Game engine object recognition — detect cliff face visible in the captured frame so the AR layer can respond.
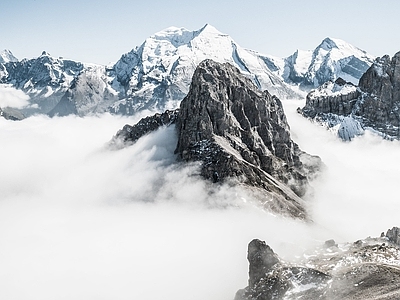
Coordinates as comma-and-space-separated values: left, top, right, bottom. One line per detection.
113, 60, 321, 219
236, 228, 400, 300
299, 52, 400, 140
356, 52, 400, 137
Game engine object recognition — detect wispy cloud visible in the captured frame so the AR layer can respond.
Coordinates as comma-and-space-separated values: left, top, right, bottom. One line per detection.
0, 84, 30, 108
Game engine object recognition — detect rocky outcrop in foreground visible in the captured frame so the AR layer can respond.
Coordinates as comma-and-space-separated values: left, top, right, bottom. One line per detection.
113, 60, 321, 219
236, 227, 400, 300
299, 52, 400, 140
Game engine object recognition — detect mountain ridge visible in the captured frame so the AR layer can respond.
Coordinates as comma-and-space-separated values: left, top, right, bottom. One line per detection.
0, 25, 375, 118
299, 51, 400, 141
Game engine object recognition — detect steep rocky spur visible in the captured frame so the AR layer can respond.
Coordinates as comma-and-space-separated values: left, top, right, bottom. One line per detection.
113, 60, 321, 219
299, 51, 400, 140
235, 227, 400, 300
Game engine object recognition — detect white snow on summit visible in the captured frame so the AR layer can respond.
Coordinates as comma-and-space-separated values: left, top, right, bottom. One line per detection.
111, 24, 299, 113
0, 50, 18, 64
310, 80, 357, 98
307, 37, 375, 86
281, 37, 375, 89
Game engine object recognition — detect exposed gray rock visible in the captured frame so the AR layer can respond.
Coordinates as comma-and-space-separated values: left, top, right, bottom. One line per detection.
0, 53, 85, 115
111, 109, 179, 147
356, 52, 400, 138
235, 239, 330, 300
300, 78, 360, 119
386, 227, 400, 246
174, 60, 322, 218
0, 107, 25, 120
236, 229, 400, 300
112, 60, 322, 219
299, 52, 400, 141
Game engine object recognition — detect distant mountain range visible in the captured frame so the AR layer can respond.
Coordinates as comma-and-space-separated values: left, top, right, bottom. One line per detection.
299, 51, 400, 140
0, 24, 375, 118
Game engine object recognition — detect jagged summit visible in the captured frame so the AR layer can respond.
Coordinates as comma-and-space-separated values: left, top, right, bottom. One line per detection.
0, 49, 18, 63
319, 37, 340, 51
195, 23, 224, 35
113, 60, 321, 219
236, 228, 400, 300
282, 37, 374, 88
109, 24, 300, 114
299, 51, 400, 141
0, 25, 375, 118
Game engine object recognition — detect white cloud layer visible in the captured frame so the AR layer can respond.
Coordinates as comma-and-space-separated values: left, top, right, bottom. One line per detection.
1, 105, 399, 300
0, 84, 30, 108
283, 99, 400, 241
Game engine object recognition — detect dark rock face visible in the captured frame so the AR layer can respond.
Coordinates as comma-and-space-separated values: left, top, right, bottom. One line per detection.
235, 239, 330, 300
247, 240, 280, 288
300, 78, 360, 118
0, 107, 25, 120
386, 227, 400, 246
299, 52, 400, 140
236, 230, 400, 300
174, 60, 320, 215
356, 53, 400, 137
112, 109, 179, 146
112, 60, 321, 219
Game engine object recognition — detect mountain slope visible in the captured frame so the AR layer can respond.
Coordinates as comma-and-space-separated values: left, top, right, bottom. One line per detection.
299, 52, 400, 140
0, 27, 375, 117
0, 50, 18, 64
282, 37, 375, 89
112, 60, 321, 219
108, 24, 300, 114
236, 227, 400, 300
0, 51, 86, 114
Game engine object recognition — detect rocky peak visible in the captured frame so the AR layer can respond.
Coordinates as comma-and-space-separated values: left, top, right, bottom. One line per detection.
236, 229, 400, 300
236, 239, 330, 300
247, 239, 280, 287
175, 59, 319, 206
386, 226, 400, 246
299, 51, 400, 140
318, 37, 339, 51
0, 49, 18, 64
359, 51, 400, 101
113, 59, 321, 219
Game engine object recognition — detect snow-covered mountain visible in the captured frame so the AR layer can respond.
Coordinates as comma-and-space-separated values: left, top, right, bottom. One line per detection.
0, 25, 375, 117
0, 50, 18, 64
0, 51, 86, 114
299, 51, 400, 141
281, 37, 375, 88
108, 24, 299, 114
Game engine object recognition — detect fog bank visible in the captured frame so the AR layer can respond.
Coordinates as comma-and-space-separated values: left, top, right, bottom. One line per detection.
283, 99, 400, 242
0, 113, 322, 300
1, 102, 400, 299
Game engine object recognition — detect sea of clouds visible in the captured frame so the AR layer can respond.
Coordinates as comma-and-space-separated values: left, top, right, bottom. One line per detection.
1, 99, 400, 300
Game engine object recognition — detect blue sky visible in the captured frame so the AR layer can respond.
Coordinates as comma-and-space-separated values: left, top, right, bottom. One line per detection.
2, 0, 400, 64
